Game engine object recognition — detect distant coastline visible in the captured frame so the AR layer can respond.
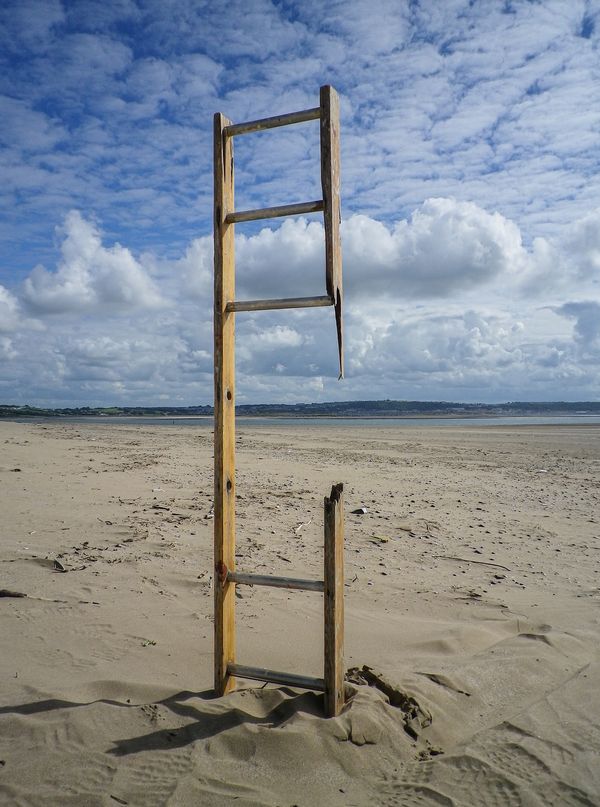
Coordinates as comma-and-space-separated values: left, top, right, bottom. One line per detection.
2, 399, 600, 420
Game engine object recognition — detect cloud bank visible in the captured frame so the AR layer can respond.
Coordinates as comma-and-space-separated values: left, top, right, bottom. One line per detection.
0, 199, 598, 405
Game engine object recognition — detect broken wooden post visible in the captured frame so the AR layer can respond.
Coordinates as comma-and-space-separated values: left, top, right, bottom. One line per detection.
324, 483, 345, 717
320, 85, 343, 379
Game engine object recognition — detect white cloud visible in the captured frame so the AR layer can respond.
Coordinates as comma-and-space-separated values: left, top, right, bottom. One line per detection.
178, 236, 213, 300
0, 285, 20, 333
237, 324, 307, 376
0, 96, 67, 152
0, 0, 64, 53
57, 32, 132, 79
22, 211, 164, 314
237, 218, 325, 298
556, 301, 600, 353
0, 337, 17, 360
566, 208, 600, 280
343, 198, 532, 298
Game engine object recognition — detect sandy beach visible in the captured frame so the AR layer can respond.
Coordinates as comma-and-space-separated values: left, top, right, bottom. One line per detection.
1, 419, 599, 805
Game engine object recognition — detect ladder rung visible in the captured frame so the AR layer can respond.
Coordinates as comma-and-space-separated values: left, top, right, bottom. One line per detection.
226, 199, 323, 224
224, 106, 320, 137
228, 663, 326, 692
227, 295, 332, 313
228, 571, 324, 592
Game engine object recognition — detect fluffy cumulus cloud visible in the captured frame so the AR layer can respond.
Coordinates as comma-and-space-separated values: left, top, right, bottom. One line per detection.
183, 199, 538, 304
342, 199, 531, 298
0, 201, 598, 405
556, 302, 600, 353
0, 285, 20, 333
343, 309, 525, 398
2, 1, 600, 404
22, 212, 164, 314
0, 286, 20, 361
566, 208, 600, 280
177, 236, 213, 300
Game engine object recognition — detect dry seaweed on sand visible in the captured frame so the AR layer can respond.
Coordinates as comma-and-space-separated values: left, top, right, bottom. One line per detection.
345, 665, 433, 740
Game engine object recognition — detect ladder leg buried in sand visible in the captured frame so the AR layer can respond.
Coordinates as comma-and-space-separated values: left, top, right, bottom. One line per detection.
213, 86, 345, 717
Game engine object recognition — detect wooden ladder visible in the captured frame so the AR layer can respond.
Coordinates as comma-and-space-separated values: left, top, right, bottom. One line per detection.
213, 85, 345, 717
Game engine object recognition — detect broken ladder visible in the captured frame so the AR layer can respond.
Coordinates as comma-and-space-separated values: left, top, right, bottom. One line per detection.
213, 85, 345, 717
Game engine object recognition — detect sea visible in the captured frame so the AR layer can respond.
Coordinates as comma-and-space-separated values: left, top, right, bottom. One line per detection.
15, 415, 600, 428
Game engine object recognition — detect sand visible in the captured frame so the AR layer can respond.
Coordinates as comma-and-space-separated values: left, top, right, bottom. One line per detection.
1, 419, 599, 806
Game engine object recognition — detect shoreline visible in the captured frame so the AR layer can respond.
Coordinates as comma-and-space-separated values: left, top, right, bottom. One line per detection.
2, 412, 600, 427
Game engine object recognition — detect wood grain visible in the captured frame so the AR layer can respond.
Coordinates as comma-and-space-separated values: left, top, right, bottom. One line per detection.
228, 571, 325, 592
229, 663, 326, 692
225, 106, 320, 137
320, 85, 344, 379
213, 111, 236, 696
226, 199, 323, 224
226, 295, 332, 313
324, 482, 344, 717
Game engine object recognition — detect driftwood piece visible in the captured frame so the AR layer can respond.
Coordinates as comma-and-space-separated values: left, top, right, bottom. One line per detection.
346, 665, 432, 740
435, 555, 511, 572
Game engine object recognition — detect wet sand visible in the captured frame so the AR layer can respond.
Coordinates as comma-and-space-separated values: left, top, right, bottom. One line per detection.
1, 420, 599, 805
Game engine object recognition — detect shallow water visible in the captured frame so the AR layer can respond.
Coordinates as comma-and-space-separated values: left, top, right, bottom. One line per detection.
13, 414, 600, 428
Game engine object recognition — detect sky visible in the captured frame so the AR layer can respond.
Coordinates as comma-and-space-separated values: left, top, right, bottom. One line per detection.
1, 0, 600, 407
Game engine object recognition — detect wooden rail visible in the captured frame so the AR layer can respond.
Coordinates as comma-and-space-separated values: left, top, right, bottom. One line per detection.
228, 570, 324, 592
229, 663, 326, 692
224, 107, 320, 137
226, 295, 332, 313
226, 200, 323, 224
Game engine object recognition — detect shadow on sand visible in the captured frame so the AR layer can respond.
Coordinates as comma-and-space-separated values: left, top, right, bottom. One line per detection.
0, 686, 325, 755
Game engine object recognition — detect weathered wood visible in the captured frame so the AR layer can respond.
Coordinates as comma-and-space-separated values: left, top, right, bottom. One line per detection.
225, 106, 320, 137
213, 111, 236, 697
213, 87, 346, 715
324, 482, 344, 717
320, 85, 344, 379
226, 199, 323, 224
228, 571, 324, 592
229, 663, 326, 692
227, 295, 332, 313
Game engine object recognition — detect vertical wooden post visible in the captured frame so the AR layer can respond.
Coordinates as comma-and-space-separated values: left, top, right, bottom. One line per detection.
214, 113, 236, 696
324, 482, 344, 717
320, 85, 343, 379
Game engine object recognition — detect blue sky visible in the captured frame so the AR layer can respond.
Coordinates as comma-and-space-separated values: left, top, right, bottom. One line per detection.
1, 0, 600, 406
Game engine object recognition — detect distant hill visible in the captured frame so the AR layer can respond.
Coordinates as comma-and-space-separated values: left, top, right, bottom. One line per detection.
2, 400, 600, 419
